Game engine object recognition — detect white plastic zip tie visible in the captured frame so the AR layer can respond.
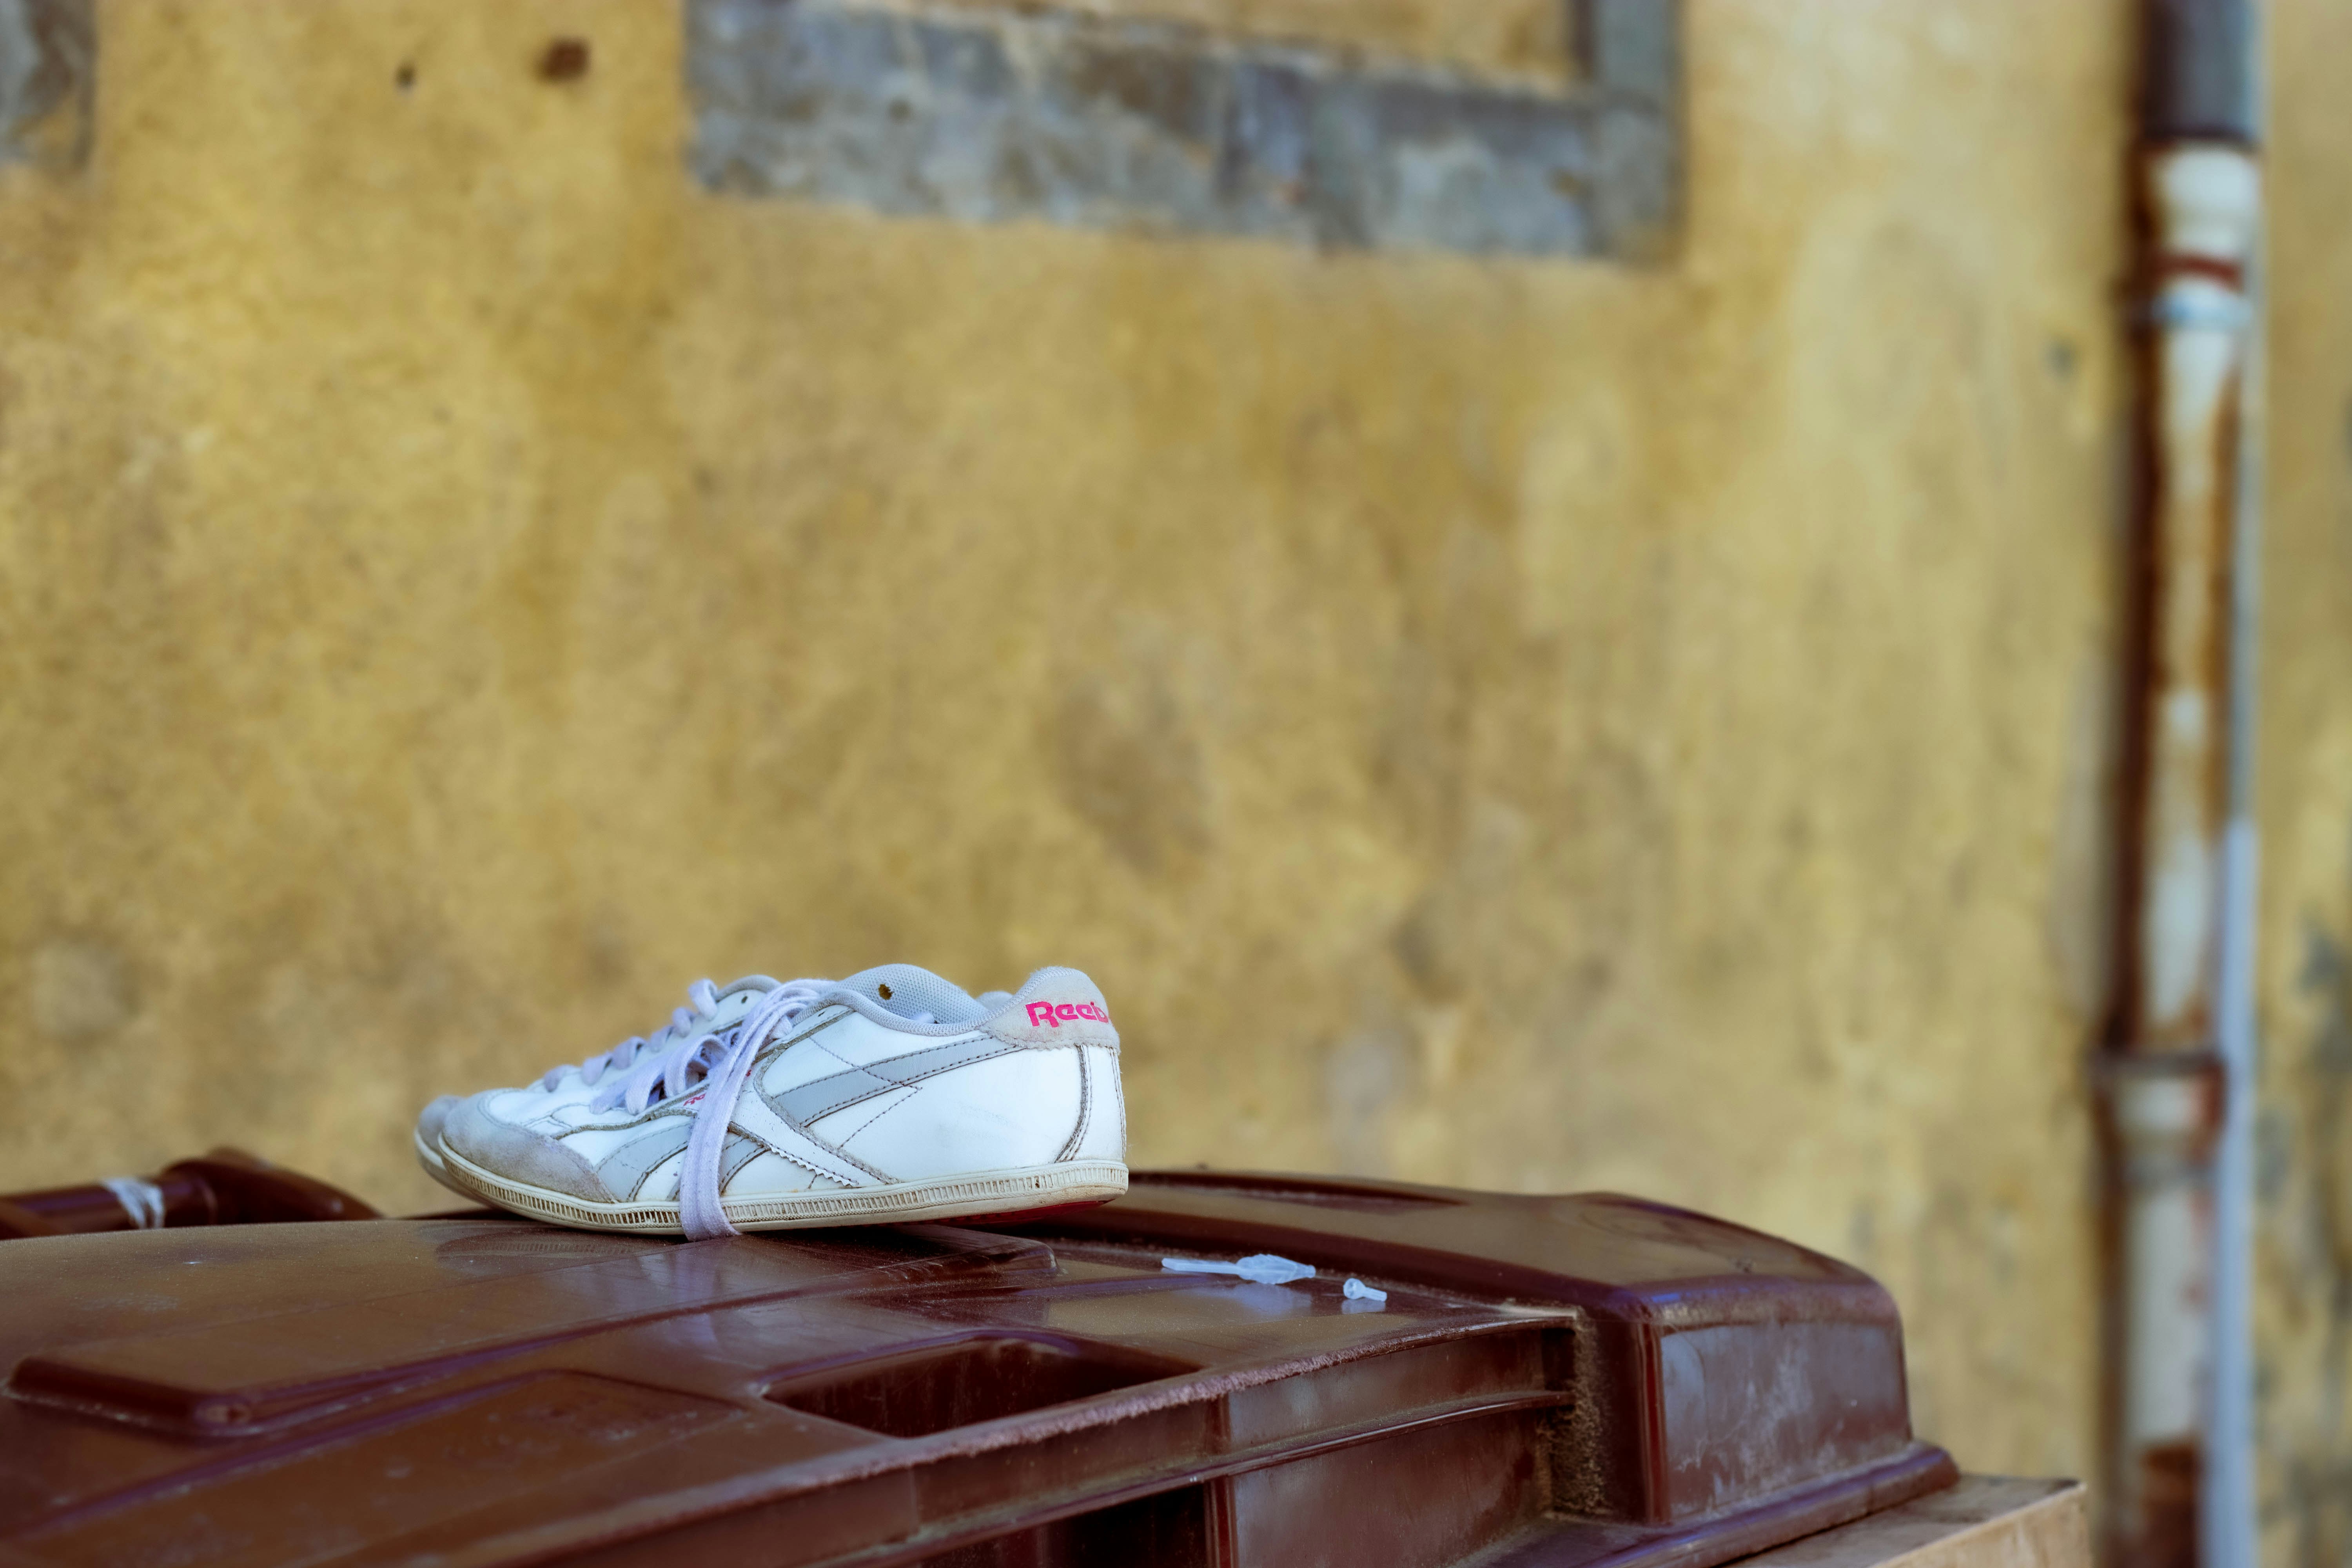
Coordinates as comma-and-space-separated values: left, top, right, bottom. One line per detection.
1161, 1252, 1316, 1285
101, 1176, 165, 1230
1343, 1278, 1387, 1302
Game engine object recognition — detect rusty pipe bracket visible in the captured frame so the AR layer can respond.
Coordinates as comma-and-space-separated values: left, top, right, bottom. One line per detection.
2099, 1051, 2226, 1172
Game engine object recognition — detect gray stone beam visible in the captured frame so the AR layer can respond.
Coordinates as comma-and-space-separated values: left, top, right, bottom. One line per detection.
688, 0, 1681, 260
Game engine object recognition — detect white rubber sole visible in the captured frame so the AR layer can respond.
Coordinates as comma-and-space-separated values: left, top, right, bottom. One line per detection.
414, 1128, 476, 1199
435, 1141, 1128, 1234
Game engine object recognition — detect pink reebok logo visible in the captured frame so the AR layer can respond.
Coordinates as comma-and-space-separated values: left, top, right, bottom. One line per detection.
1025, 1000, 1111, 1028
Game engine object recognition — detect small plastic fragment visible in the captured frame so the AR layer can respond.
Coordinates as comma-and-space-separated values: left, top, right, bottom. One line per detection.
1343, 1278, 1388, 1302
1161, 1252, 1317, 1285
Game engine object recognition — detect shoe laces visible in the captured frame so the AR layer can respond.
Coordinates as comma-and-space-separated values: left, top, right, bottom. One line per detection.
574, 976, 949, 1242
583, 977, 840, 1242
539, 977, 770, 1093
588, 978, 831, 1117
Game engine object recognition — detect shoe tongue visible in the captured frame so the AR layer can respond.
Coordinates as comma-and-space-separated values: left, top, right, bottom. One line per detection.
835, 964, 986, 1025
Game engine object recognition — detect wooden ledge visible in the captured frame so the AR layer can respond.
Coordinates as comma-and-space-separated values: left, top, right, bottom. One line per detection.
1733, 1478, 2089, 1568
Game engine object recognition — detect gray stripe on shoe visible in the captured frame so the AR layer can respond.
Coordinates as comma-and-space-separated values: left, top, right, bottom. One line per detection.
768, 1035, 1022, 1128
719, 1131, 766, 1191
594, 1118, 694, 1200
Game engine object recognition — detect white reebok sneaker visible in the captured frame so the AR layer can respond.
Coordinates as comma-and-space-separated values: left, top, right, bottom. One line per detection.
426, 964, 1127, 1236
413, 975, 797, 1198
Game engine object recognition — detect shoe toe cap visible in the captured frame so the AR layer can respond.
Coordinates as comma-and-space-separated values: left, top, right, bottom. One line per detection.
415, 1094, 463, 1146
443, 1092, 614, 1204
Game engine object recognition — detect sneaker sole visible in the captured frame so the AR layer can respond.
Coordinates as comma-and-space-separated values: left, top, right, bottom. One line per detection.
413, 1128, 477, 1200
435, 1141, 1128, 1234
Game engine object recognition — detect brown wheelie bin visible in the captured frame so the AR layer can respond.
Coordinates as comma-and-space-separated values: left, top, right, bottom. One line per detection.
0, 1161, 1954, 1566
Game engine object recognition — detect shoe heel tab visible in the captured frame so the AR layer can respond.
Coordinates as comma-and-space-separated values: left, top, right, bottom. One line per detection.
987, 967, 1118, 1045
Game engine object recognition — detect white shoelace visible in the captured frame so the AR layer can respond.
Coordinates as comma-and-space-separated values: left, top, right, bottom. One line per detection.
585, 978, 832, 1241
537, 977, 755, 1093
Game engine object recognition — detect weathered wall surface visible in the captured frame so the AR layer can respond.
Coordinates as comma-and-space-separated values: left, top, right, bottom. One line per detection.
2254, 0, 2352, 1558
924, 0, 1573, 83
0, 0, 2131, 1480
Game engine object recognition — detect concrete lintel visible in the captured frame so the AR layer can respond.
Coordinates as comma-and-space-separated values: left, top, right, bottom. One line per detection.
688, 0, 1682, 260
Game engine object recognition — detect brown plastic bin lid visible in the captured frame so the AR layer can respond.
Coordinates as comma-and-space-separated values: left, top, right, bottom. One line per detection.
0, 1169, 1953, 1567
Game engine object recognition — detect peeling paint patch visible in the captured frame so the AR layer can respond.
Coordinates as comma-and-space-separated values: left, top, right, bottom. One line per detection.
0, 0, 89, 170
685, 0, 1679, 258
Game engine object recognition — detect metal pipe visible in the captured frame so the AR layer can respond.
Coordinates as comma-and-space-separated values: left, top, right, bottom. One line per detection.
2107, 4, 2259, 1565
2203, 6, 2265, 1553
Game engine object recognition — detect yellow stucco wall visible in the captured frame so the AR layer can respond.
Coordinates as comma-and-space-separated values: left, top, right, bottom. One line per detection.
0, 0, 2137, 1484
2254, 0, 2352, 1555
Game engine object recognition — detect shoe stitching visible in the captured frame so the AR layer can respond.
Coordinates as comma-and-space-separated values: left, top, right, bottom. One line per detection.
1056, 1047, 1092, 1162
767, 1029, 1073, 1189
787, 1041, 872, 1096
823, 1142, 895, 1184
718, 1132, 768, 1191
757, 1027, 884, 1100
763, 1094, 895, 1184
730, 1112, 872, 1187
846, 1043, 1025, 1112
831, 1084, 921, 1158
851, 1040, 1029, 1099
626, 1024, 867, 1186
804, 1023, 1002, 1082
453, 995, 880, 1222
751, 1011, 856, 1081
770, 1040, 1033, 1130
807, 1037, 866, 1073
468, 1127, 854, 1209
624, 1151, 680, 1202
598, 1120, 697, 1200
568, 1101, 688, 1138
890, 1042, 1028, 1084
817, 1042, 1082, 1174
720, 1011, 891, 1187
